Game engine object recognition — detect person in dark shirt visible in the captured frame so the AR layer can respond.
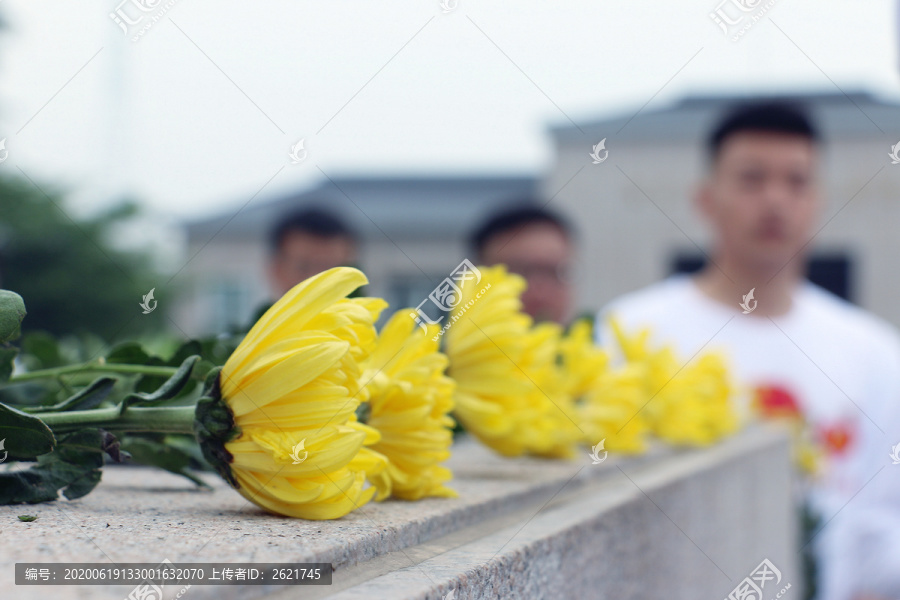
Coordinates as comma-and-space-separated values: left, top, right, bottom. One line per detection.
470, 203, 575, 324
267, 206, 359, 297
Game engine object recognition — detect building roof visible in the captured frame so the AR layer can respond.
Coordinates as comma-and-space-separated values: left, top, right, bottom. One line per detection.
549, 89, 900, 144
187, 90, 900, 244
184, 174, 539, 243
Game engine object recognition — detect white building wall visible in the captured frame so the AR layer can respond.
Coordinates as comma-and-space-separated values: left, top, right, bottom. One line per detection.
546, 134, 900, 327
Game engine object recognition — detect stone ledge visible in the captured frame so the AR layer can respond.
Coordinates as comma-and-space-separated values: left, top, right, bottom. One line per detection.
310, 426, 799, 599
0, 427, 797, 599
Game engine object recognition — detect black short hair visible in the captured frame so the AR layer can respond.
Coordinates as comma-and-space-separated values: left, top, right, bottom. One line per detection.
470, 203, 573, 258
269, 206, 357, 253
708, 101, 819, 162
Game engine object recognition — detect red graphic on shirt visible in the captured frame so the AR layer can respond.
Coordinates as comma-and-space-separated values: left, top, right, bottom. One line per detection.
817, 422, 854, 456
754, 384, 855, 458
753, 385, 802, 421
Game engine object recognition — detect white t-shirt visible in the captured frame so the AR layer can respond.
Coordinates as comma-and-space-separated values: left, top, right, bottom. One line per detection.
597, 275, 900, 600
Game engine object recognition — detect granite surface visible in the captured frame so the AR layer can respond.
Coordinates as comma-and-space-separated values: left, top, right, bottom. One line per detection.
0, 428, 796, 600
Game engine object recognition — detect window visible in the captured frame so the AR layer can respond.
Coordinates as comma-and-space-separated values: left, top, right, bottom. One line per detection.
670, 252, 853, 302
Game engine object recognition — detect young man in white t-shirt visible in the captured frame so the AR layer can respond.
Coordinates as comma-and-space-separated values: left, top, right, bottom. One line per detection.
597, 103, 900, 600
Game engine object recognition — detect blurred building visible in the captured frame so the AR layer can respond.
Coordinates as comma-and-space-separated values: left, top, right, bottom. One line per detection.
176, 90, 900, 334
174, 175, 536, 335
545, 90, 900, 327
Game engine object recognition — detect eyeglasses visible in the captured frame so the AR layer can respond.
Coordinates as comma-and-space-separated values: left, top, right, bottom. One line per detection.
503, 262, 571, 284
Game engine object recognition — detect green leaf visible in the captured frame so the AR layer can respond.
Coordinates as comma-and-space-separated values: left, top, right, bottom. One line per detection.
104, 342, 151, 365
132, 356, 167, 395
163, 433, 209, 467
0, 402, 56, 460
108, 342, 206, 398
192, 359, 216, 384
169, 340, 203, 367
18, 514, 38, 522
0, 290, 26, 343
202, 366, 222, 396
0, 346, 18, 383
122, 355, 200, 410
0, 429, 104, 504
21, 332, 63, 369
197, 336, 241, 366
38, 429, 105, 500
120, 436, 209, 488
27, 377, 117, 413
0, 376, 58, 411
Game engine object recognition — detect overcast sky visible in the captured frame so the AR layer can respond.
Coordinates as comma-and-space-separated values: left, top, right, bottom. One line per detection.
1, 0, 898, 224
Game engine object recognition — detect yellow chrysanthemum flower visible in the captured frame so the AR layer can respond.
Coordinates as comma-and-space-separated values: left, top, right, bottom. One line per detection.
444, 265, 580, 457
579, 363, 650, 453
443, 265, 531, 456
361, 309, 457, 500
558, 319, 608, 400
194, 267, 390, 520
516, 322, 582, 458
608, 318, 675, 394
558, 318, 647, 453
606, 317, 740, 447
650, 353, 740, 446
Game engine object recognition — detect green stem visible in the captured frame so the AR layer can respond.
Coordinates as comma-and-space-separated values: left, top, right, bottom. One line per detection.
10, 363, 178, 383
37, 405, 196, 435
